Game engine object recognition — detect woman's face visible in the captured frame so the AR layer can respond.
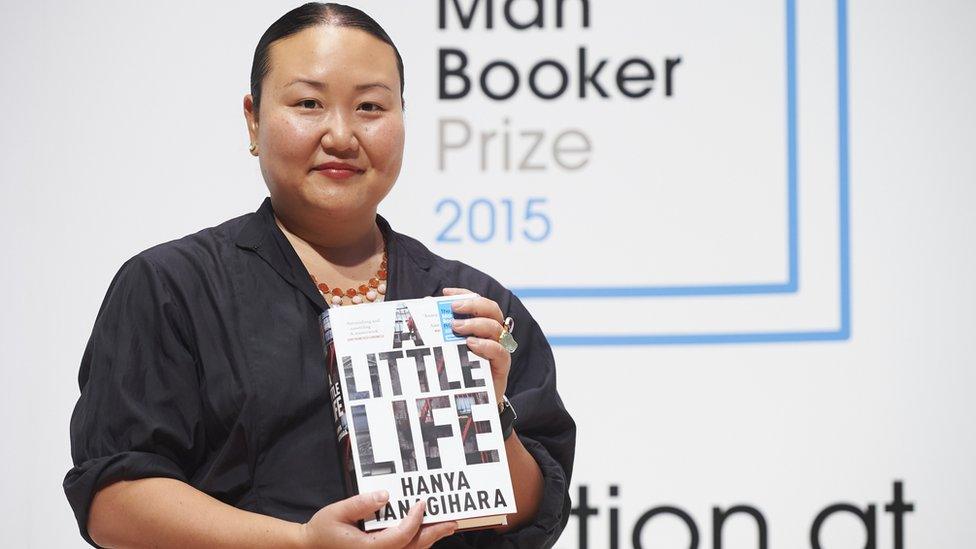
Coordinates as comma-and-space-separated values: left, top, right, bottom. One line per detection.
244, 25, 404, 224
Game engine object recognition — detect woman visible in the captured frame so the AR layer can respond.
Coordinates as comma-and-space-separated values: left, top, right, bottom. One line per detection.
64, 3, 575, 548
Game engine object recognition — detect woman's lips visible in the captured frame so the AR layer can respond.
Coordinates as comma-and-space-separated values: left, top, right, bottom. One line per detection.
312, 163, 364, 181
314, 167, 361, 180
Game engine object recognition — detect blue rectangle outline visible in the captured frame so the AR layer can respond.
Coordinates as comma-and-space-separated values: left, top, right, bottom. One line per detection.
513, 0, 800, 299
524, 0, 851, 345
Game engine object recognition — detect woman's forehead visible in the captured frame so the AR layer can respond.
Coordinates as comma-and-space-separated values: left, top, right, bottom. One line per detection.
266, 25, 399, 88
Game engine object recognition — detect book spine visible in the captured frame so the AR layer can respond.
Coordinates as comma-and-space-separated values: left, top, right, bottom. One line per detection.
320, 311, 359, 499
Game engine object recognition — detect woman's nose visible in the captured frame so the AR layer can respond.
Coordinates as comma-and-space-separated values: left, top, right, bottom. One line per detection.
320, 112, 359, 153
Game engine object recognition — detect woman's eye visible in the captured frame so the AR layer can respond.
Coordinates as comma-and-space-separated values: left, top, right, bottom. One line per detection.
359, 102, 383, 113
299, 99, 320, 109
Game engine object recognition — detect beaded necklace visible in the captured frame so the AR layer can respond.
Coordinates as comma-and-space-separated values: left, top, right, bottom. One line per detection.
310, 251, 388, 307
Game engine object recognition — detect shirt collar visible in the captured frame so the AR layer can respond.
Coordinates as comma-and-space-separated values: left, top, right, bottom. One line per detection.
234, 197, 441, 310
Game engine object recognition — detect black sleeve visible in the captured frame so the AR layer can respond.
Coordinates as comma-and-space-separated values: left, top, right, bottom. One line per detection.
63, 254, 206, 547
441, 291, 577, 548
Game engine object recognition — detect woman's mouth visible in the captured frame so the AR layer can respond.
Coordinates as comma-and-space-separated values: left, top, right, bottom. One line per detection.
313, 162, 365, 181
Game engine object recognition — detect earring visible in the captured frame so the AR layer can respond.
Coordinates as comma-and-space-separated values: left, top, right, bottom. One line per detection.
249, 143, 258, 155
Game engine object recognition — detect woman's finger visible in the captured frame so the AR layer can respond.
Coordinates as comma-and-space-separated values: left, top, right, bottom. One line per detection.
464, 337, 511, 381
465, 337, 510, 363
409, 521, 458, 548
451, 316, 504, 341
441, 287, 477, 297
369, 500, 426, 548
327, 490, 391, 524
451, 296, 504, 325
464, 336, 511, 400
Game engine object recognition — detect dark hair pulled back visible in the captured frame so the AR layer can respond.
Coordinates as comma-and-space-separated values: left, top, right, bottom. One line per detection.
249, 2, 405, 118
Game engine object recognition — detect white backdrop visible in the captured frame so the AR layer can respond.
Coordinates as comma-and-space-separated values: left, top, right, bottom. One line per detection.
2, 0, 974, 546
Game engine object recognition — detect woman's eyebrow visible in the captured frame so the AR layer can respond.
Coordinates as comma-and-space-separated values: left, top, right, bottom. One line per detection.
355, 82, 392, 92
286, 78, 326, 90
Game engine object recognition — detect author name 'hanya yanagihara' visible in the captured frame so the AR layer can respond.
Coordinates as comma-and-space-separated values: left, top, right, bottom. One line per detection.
376, 469, 510, 521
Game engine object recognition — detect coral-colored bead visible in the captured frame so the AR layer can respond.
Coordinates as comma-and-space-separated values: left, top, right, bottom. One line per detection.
332, 288, 344, 297
380, 260, 388, 269
358, 284, 369, 294
317, 283, 329, 293
378, 269, 387, 280
345, 288, 357, 298
369, 278, 379, 288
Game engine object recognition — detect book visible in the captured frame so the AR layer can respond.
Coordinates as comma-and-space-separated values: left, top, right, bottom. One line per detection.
319, 294, 517, 531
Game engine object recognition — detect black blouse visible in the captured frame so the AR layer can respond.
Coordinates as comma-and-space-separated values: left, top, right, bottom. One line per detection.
64, 197, 576, 548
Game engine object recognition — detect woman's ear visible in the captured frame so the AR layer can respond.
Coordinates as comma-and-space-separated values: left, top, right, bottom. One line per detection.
243, 94, 259, 154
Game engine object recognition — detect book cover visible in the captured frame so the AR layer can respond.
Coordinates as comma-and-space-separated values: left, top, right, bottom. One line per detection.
320, 294, 516, 531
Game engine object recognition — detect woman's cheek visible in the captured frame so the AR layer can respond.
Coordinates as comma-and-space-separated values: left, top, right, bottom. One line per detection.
366, 118, 405, 173
266, 113, 321, 158
259, 118, 317, 195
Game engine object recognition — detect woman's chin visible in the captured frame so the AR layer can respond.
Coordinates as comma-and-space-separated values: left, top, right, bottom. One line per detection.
300, 193, 378, 219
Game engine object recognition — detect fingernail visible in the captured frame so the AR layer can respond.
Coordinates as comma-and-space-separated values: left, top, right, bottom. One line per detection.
373, 490, 389, 503
452, 319, 466, 328
451, 301, 464, 311
466, 337, 478, 346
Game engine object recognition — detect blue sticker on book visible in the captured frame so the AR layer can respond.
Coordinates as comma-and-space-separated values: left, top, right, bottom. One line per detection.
438, 300, 465, 342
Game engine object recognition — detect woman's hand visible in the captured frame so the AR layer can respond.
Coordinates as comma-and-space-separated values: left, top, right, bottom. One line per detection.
300, 491, 457, 548
443, 287, 511, 404
442, 288, 546, 533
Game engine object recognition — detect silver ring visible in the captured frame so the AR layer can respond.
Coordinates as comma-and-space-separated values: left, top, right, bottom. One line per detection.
498, 316, 518, 353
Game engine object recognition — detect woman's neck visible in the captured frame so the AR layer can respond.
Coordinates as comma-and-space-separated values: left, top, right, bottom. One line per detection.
273, 211, 383, 268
